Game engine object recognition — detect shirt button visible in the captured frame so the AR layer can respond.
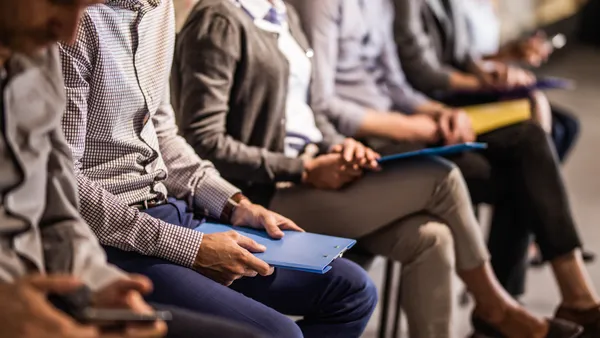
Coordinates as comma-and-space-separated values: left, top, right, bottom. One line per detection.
155, 171, 166, 180
306, 49, 314, 58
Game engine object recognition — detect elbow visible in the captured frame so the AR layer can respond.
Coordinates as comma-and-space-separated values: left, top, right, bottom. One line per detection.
185, 129, 221, 160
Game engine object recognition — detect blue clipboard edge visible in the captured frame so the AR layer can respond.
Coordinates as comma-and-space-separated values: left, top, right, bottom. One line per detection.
377, 142, 488, 164
194, 223, 357, 274
263, 239, 356, 274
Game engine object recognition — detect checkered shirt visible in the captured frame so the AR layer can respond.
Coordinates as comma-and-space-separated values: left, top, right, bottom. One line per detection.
59, 0, 240, 268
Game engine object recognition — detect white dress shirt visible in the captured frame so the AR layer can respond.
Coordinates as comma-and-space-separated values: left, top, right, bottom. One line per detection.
463, 0, 501, 56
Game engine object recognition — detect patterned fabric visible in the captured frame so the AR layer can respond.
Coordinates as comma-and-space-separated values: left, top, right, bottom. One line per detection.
59, 0, 240, 268
264, 6, 286, 26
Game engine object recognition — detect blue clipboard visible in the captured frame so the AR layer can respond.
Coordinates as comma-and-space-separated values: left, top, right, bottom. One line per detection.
194, 222, 356, 274
377, 142, 488, 164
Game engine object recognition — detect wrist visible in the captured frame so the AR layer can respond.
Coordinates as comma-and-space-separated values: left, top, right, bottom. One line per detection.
454, 73, 482, 90
301, 158, 316, 184
221, 193, 249, 224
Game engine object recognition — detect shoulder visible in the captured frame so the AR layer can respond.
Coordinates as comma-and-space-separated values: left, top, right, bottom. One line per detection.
177, 0, 248, 56
183, 0, 248, 33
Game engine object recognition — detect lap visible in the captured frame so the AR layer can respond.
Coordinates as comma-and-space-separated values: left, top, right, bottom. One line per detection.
151, 303, 267, 338
106, 248, 372, 337
269, 157, 455, 239
105, 247, 300, 337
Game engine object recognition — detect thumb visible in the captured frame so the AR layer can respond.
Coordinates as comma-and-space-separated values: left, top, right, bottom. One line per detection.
124, 289, 154, 313
24, 275, 84, 294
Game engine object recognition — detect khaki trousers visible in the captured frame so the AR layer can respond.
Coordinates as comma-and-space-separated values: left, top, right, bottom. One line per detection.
270, 157, 489, 338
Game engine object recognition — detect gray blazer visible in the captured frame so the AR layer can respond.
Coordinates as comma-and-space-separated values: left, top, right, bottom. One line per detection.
0, 47, 124, 289
393, 0, 478, 94
172, 0, 345, 204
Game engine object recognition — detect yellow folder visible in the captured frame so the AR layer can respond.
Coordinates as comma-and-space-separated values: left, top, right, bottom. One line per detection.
462, 99, 532, 135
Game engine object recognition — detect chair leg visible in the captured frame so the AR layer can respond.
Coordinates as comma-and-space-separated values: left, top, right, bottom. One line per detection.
379, 260, 396, 338
391, 267, 403, 337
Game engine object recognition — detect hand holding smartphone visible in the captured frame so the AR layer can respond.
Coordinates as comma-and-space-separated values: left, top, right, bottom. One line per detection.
48, 286, 171, 332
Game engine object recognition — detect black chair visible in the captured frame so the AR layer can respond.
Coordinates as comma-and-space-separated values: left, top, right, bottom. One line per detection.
381, 260, 404, 338
344, 248, 403, 338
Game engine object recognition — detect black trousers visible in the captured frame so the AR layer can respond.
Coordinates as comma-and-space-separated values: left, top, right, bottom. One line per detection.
153, 304, 266, 338
372, 114, 582, 297
435, 93, 581, 296
446, 118, 582, 297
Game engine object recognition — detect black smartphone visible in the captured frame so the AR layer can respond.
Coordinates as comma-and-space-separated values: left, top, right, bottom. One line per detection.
80, 308, 173, 324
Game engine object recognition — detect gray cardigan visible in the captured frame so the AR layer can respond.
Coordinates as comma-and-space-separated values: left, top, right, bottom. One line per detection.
171, 0, 345, 203
393, 0, 479, 94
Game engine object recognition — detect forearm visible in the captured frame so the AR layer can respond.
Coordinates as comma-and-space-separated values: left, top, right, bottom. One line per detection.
413, 101, 446, 116
75, 173, 204, 268
449, 71, 481, 91
355, 110, 424, 142
187, 133, 305, 184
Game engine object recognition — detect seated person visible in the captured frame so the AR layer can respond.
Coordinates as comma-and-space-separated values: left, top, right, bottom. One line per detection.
393, 0, 580, 162
171, 0, 584, 337
462, 0, 593, 265
291, 0, 600, 336
57, 1, 377, 337
462, 0, 553, 67
0, 0, 265, 337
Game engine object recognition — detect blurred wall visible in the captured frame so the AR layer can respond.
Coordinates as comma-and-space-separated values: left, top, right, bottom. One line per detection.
497, 0, 586, 42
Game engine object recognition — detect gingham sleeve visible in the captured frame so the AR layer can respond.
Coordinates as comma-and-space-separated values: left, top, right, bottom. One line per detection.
58, 16, 203, 268
153, 84, 241, 219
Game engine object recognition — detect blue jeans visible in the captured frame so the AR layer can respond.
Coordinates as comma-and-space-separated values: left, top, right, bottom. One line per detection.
104, 199, 377, 338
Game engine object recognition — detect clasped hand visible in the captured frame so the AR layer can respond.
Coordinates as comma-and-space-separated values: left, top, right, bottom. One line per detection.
435, 109, 476, 145
300, 138, 380, 190
477, 61, 536, 89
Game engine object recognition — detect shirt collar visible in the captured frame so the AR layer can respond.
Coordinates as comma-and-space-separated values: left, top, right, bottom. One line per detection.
236, 0, 285, 20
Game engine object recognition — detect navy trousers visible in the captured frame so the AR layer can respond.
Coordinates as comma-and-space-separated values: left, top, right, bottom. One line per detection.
152, 304, 267, 338
105, 199, 378, 338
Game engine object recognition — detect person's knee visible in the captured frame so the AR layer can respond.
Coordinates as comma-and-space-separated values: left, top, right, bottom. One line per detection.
401, 221, 456, 271
559, 111, 581, 139
411, 157, 458, 183
325, 259, 378, 316
516, 120, 551, 149
261, 314, 303, 338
